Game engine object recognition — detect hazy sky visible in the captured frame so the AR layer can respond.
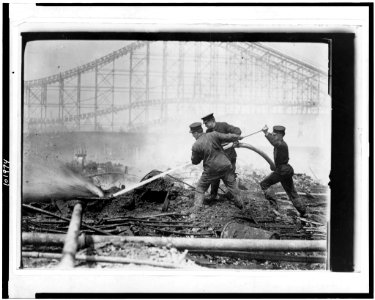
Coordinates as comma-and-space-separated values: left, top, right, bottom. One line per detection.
24, 40, 328, 81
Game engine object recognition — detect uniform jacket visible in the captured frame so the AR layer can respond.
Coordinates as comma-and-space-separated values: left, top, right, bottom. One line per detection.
191, 132, 240, 175
206, 122, 241, 161
265, 133, 294, 176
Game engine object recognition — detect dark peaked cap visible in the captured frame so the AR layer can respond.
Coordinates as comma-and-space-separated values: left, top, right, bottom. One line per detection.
201, 113, 215, 122
273, 125, 286, 134
189, 122, 203, 133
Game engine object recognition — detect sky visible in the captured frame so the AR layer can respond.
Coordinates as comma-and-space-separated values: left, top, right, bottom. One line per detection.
24, 40, 328, 81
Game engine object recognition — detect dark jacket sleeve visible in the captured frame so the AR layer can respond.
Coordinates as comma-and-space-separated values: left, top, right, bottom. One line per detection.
191, 147, 202, 165
222, 122, 242, 135
215, 132, 241, 144
265, 132, 281, 147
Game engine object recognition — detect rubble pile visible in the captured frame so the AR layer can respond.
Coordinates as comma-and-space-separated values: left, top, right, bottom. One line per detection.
293, 173, 326, 194
22, 161, 329, 269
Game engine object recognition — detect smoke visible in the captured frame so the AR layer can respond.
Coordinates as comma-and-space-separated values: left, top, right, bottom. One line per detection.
22, 99, 331, 204
23, 155, 103, 203
136, 105, 331, 183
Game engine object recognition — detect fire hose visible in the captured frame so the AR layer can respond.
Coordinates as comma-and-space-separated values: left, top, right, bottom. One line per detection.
237, 142, 275, 170
112, 143, 274, 198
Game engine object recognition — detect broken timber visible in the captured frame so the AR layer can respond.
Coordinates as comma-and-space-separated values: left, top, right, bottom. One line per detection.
22, 204, 110, 235
161, 191, 170, 212
275, 192, 328, 197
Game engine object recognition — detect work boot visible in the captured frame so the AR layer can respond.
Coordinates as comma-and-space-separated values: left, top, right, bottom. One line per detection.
185, 192, 204, 214
263, 190, 275, 201
291, 198, 306, 217
232, 195, 244, 210
268, 198, 279, 210
204, 194, 218, 205
210, 193, 218, 201
225, 191, 234, 201
296, 207, 307, 218
181, 203, 201, 216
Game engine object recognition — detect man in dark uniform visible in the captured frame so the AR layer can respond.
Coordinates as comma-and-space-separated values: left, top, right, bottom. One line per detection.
260, 125, 306, 216
201, 113, 242, 201
189, 122, 244, 213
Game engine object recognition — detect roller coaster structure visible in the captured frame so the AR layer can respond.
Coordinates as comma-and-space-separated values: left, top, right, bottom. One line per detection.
24, 41, 329, 133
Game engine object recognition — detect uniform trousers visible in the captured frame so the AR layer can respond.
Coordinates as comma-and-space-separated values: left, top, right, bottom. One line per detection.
260, 169, 306, 215
195, 168, 240, 207
209, 159, 236, 198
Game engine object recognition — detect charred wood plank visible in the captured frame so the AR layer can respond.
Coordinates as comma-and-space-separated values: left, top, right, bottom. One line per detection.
27, 228, 67, 234
138, 212, 183, 219
153, 228, 215, 236
132, 223, 198, 229
299, 217, 324, 226
22, 204, 110, 235
102, 217, 189, 224
161, 191, 170, 212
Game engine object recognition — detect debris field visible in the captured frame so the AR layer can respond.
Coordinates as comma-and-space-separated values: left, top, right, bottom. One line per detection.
22, 161, 328, 270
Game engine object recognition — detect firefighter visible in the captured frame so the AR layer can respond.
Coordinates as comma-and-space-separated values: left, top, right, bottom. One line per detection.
188, 122, 244, 214
260, 125, 306, 216
201, 113, 242, 201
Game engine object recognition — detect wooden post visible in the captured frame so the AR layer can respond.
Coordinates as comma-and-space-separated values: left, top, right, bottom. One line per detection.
161, 191, 170, 212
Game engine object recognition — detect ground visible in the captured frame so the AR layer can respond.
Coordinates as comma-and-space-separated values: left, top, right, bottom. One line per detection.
22, 160, 328, 270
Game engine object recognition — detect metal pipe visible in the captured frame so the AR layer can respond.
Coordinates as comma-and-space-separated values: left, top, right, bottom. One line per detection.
22, 232, 326, 252
58, 202, 83, 268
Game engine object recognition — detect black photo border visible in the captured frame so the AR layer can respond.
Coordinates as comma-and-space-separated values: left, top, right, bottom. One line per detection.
3, 2, 373, 298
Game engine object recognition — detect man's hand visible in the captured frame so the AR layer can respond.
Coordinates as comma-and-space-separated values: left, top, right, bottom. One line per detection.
237, 135, 244, 140
262, 125, 269, 134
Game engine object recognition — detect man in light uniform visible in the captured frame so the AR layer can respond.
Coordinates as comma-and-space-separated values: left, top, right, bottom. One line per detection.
189, 122, 244, 213
201, 113, 242, 201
